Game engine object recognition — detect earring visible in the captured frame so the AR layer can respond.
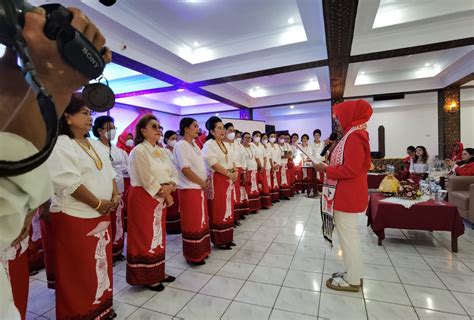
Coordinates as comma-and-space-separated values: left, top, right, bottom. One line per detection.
67, 120, 72, 125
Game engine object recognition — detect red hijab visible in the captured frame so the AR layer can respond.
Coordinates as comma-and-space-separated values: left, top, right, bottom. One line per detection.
333, 99, 373, 169
451, 141, 464, 162
117, 130, 133, 154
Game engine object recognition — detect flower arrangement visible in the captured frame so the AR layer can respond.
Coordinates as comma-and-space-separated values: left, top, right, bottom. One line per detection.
370, 164, 386, 173
396, 179, 422, 200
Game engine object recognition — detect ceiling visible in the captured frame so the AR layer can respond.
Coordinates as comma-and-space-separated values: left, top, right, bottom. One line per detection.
28, 0, 473, 116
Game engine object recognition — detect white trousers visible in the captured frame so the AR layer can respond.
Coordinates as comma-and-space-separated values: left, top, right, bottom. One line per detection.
334, 210, 363, 285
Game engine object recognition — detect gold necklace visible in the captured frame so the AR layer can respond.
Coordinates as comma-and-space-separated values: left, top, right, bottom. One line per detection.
75, 139, 103, 170
216, 140, 228, 162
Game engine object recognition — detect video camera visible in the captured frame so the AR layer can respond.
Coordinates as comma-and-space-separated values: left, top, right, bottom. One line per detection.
0, 0, 114, 176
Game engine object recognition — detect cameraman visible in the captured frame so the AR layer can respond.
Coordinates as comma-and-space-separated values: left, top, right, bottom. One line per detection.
0, 6, 111, 319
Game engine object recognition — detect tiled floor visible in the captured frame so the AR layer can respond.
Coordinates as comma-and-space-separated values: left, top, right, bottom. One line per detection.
26, 195, 474, 319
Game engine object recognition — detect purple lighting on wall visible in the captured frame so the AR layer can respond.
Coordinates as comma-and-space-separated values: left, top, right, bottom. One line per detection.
115, 87, 178, 99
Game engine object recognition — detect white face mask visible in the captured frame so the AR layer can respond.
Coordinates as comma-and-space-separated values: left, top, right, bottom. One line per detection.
168, 140, 177, 147
227, 132, 236, 141
125, 139, 134, 147
262, 139, 268, 145
269, 137, 276, 143
253, 136, 261, 143
158, 136, 164, 144
278, 138, 285, 144
105, 129, 116, 141
235, 138, 242, 144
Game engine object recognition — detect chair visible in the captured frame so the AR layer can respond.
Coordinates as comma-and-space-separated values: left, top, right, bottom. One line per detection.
448, 176, 474, 226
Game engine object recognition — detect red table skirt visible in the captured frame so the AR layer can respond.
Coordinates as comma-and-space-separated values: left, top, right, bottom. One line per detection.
367, 193, 464, 246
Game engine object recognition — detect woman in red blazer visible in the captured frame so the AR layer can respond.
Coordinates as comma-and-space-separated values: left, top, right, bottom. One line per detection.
315, 99, 372, 293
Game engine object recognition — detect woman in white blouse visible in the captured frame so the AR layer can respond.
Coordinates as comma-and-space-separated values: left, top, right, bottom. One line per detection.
202, 116, 238, 250
126, 115, 178, 292
268, 132, 282, 202
173, 118, 212, 265
242, 132, 261, 212
163, 130, 181, 234
47, 94, 118, 320
252, 131, 272, 209
93, 115, 129, 262
409, 145, 430, 174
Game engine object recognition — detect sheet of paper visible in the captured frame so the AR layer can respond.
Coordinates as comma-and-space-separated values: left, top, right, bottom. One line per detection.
296, 144, 319, 164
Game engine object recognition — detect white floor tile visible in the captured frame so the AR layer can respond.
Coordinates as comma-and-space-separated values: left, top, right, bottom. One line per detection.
188, 258, 226, 275
176, 294, 231, 320
365, 300, 417, 320
416, 308, 470, 320
230, 249, 265, 264
216, 261, 256, 280
112, 300, 138, 319
395, 267, 446, 289
451, 291, 474, 315
426, 258, 474, 275
362, 279, 411, 305
113, 286, 157, 307
318, 292, 367, 319
199, 275, 245, 299
437, 272, 474, 293
290, 256, 324, 273
248, 265, 288, 285
234, 281, 281, 307
259, 253, 293, 269
141, 287, 195, 315
127, 308, 174, 320
241, 240, 272, 252
267, 242, 298, 255
363, 264, 400, 283
274, 287, 319, 316
270, 309, 318, 320
168, 270, 212, 292
283, 270, 322, 291
26, 289, 55, 315
388, 253, 431, 270
221, 301, 272, 320
404, 285, 466, 314
273, 234, 301, 245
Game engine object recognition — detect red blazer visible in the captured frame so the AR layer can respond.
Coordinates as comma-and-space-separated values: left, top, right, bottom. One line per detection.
326, 134, 370, 213
455, 162, 474, 176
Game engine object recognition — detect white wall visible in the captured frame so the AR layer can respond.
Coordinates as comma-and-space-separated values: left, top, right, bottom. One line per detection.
461, 87, 474, 148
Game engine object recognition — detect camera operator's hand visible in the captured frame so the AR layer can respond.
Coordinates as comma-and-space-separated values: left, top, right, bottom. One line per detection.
22, 7, 112, 105
1, 7, 112, 150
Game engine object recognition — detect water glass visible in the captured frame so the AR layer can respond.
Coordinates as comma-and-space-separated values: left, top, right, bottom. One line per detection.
435, 190, 448, 205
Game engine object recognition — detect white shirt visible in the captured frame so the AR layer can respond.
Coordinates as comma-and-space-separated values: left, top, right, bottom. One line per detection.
268, 143, 282, 166
228, 141, 243, 168
237, 144, 248, 170
47, 136, 116, 219
242, 144, 258, 171
173, 140, 207, 189
0, 133, 53, 320
278, 143, 291, 165
129, 140, 178, 197
300, 144, 311, 161
410, 159, 430, 173
311, 141, 324, 162
202, 140, 234, 173
252, 142, 266, 169
96, 141, 129, 193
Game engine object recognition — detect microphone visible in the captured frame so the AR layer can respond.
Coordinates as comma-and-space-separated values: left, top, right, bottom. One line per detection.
320, 132, 338, 157
99, 0, 117, 6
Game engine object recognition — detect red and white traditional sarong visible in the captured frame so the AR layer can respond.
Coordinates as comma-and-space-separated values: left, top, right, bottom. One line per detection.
111, 196, 125, 260
279, 164, 291, 198
294, 164, 303, 192
51, 212, 113, 319
258, 169, 272, 208
239, 183, 250, 216
28, 210, 44, 273
271, 168, 280, 202
208, 172, 234, 246
246, 170, 261, 213
302, 165, 315, 193
127, 186, 167, 286
233, 168, 243, 220
287, 159, 295, 196
40, 217, 56, 289
179, 189, 211, 262
2, 237, 30, 320
122, 177, 131, 232
166, 191, 181, 234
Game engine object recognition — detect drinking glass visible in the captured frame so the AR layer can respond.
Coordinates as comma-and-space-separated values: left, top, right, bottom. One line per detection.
435, 190, 448, 205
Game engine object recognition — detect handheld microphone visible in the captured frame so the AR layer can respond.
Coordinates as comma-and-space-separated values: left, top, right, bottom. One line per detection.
320, 132, 338, 157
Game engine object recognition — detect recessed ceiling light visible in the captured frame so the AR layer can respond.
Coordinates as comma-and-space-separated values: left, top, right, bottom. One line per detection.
288, 17, 295, 24
215, 113, 219, 116
424, 63, 430, 67
255, 86, 260, 89
177, 88, 185, 92
193, 41, 200, 48
290, 105, 295, 109
360, 71, 365, 75
309, 78, 314, 81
